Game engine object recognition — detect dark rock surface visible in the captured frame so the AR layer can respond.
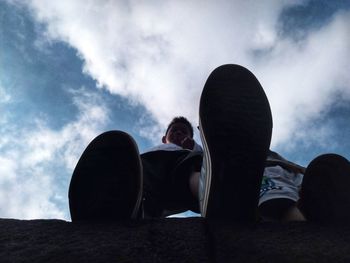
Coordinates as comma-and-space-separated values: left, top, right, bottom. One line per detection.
1, 217, 350, 262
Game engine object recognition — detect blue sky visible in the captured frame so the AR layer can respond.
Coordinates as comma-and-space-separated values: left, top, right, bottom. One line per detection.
0, 0, 350, 220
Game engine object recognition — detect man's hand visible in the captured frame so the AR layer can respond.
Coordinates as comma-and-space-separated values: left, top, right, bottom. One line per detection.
181, 137, 195, 150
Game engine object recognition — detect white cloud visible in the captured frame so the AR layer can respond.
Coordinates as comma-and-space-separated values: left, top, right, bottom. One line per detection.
13, 1, 288, 122
0, 85, 11, 104
254, 10, 350, 145
0, 87, 110, 219
16, 0, 349, 148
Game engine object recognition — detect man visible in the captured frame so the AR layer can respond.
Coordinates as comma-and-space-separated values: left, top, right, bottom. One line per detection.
68, 64, 272, 222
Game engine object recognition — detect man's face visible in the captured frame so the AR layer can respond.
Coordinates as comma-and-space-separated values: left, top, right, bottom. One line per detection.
163, 122, 192, 147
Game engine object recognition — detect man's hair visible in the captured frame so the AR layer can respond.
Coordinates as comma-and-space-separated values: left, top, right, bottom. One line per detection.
165, 116, 194, 138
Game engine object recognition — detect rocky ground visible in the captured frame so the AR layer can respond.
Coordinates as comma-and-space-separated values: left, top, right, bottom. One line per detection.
1, 217, 350, 262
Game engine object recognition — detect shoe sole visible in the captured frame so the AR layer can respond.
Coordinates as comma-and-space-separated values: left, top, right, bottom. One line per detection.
298, 154, 350, 222
69, 131, 143, 221
199, 64, 272, 220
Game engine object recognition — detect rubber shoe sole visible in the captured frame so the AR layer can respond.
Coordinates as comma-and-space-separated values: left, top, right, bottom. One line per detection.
298, 153, 350, 222
68, 131, 143, 221
199, 64, 272, 221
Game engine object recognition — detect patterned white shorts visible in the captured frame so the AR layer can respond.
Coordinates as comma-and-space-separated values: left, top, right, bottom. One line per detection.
259, 165, 304, 206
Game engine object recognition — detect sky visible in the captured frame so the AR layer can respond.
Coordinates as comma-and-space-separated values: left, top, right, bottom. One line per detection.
0, 0, 350, 220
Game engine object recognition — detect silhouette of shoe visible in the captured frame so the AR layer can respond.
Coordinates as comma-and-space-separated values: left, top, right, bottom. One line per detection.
199, 64, 272, 221
298, 153, 350, 222
69, 131, 143, 221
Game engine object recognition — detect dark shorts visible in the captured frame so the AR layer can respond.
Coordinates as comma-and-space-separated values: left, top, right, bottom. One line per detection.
140, 150, 203, 218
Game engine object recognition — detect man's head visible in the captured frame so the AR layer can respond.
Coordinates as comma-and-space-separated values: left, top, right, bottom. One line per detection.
162, 116, 194, 147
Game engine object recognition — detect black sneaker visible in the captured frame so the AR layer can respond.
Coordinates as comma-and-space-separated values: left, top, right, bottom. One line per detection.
199, 64, 272, 221
68, 131, 143, 221
298, 153, 350, 222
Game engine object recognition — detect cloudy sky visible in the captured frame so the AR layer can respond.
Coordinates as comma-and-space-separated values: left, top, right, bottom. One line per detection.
0, 0, 349, 220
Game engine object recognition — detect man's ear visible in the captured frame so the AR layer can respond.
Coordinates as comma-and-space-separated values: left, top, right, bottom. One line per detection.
162, 136, 166, 144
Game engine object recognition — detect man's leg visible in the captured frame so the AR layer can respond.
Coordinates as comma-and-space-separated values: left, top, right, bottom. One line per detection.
141, 150, 202, 217
298, 153, 350, 222
189, 171, 200, 200
68, 131, 143, 221
258, 198, 305, 222
199, 64, 273, 221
